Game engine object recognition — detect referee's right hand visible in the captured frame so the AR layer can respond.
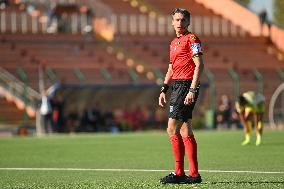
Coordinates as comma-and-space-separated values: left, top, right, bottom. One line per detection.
159, 93, 167, 107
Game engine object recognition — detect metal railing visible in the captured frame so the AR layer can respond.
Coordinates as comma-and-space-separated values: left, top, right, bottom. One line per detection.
228, 68, 240, 102
0, 9, 247, 37
0, 67, 41, 111
253, 69, 263, 94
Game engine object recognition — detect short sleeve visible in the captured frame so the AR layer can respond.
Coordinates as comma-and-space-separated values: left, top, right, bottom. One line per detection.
188, 34, 203, 56
169, 43, 174, 63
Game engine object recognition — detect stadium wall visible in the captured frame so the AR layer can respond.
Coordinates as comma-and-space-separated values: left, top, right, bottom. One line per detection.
195, 0, 284, 53
195, 0, 261, 36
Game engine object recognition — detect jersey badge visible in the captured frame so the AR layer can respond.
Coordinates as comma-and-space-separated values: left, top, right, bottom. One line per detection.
190, 35, 196, 40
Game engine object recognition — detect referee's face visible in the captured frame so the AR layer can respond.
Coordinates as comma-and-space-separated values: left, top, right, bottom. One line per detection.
172, 13, 190, 34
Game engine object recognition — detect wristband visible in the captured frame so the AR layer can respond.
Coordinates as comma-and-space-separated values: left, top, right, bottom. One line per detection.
161, 84, 169, 93
188, 88, 198, 93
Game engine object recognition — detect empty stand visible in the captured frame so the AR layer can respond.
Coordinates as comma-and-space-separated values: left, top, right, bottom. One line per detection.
0, 96, 34, 125
0, 34, 152, 92
101, 0, 144, 14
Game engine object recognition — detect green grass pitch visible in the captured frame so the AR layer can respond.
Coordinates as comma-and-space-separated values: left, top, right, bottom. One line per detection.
0, 130, 283, 189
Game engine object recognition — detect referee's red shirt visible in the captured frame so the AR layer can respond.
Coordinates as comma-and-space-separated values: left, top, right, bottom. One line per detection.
170, 33, 203, 80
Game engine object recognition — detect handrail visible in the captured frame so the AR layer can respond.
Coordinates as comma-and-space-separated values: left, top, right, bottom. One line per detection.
228, 68, 240, 102
0, 67, 41, 112
0, 67, 41, 100
46, 67, 58, 84
74, 68, 85, 84
204, 68, 216, 110
100, 68, 112, 83
253, 69, 263, 94
128, 69, 139, 83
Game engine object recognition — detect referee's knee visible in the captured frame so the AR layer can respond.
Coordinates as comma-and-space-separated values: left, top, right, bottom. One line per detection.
166, 126, 176, 136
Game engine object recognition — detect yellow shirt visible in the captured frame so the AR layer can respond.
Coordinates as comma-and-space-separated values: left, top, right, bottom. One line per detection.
235, 91, 265, 114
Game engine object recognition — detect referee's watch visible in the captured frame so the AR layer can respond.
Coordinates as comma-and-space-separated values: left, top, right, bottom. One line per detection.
188, 87, 198, 93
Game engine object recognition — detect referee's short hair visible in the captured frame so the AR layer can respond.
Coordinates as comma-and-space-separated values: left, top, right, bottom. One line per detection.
171, 8, 191, 22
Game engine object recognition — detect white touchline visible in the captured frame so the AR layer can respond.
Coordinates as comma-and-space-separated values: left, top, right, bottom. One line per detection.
0, 168, 283, 174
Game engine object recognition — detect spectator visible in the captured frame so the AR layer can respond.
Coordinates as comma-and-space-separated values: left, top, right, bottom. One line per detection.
50, 94, 65, 132
216, 94, 232, 129
104, 110, 120, 133
40, 92, 52, 133
66, 109, 79, 133
259, 9, 271, 36
0, 0, 9, 9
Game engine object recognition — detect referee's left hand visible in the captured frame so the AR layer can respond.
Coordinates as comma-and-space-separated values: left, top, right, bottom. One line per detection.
159, 93, 167, 107
184, 92, 195, 105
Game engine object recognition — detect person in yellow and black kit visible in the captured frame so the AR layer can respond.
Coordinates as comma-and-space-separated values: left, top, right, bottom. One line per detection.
235, 91, 265, 146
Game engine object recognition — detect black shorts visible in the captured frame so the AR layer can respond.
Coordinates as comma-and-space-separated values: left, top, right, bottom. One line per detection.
169, 80, 199, 122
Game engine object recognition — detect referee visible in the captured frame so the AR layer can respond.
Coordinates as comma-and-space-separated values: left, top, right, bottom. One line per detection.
159, 8, 204, 184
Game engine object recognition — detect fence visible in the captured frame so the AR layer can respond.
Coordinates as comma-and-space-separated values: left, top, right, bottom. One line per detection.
0, 10, 90, 34
0, 10, 247, 37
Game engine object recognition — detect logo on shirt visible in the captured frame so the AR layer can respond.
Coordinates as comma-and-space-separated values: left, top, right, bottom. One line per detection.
191, 43, 202, 54
190, 35, 197, 40
171, 45, 177, 51
170, 106, 174, 113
